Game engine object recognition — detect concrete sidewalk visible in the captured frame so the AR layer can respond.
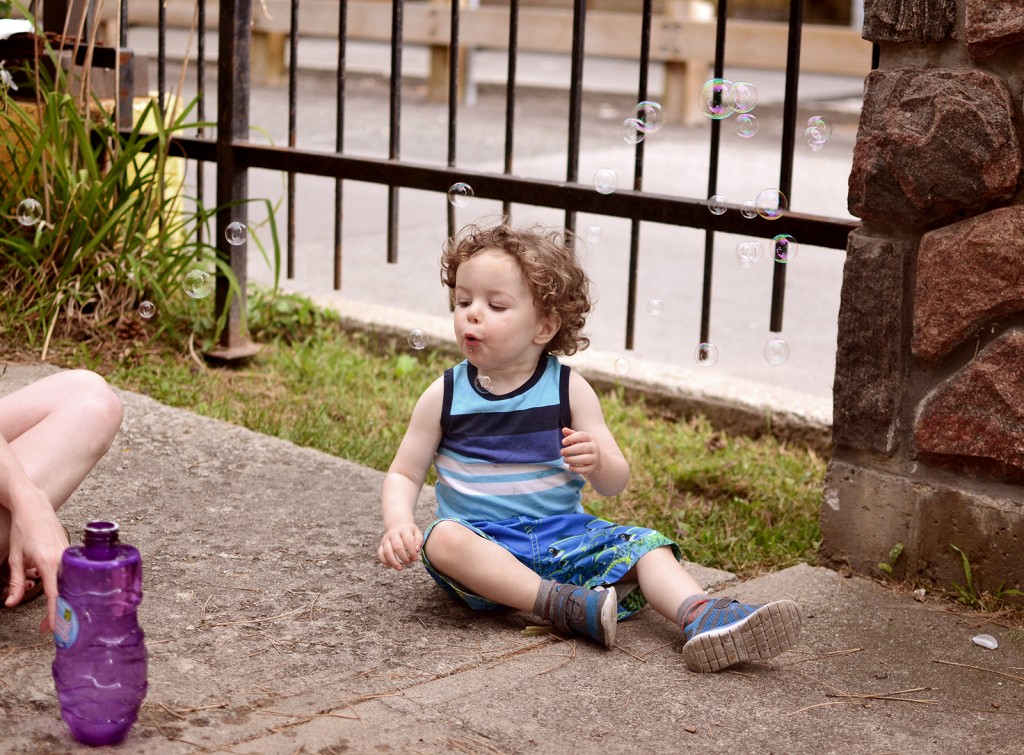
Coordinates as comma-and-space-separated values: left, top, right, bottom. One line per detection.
1, 362, 1021, 754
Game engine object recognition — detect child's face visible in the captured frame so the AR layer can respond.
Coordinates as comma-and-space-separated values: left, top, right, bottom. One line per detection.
452, 248, 557, 371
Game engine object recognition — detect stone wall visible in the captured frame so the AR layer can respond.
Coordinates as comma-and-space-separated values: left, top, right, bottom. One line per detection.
821, 0, 1024, 590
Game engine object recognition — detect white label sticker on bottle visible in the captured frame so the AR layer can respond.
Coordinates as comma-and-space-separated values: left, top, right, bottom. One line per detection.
53, 596, 79, 649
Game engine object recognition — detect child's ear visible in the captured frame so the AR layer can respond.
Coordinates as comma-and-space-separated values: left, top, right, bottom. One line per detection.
534, 312, 561, 345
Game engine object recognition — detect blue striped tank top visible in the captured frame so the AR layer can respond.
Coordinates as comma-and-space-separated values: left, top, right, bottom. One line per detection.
433, 355, 586, 522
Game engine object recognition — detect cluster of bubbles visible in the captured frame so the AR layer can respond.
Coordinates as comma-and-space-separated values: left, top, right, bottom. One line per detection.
697, 78, 759, 138
804, 115, 833, 151
620, 100, 666, 145
407, 328, 428, 350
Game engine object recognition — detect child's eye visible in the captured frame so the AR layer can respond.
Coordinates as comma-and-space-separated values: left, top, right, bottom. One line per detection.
455, 299, 469, 308
489, 303, 507, 312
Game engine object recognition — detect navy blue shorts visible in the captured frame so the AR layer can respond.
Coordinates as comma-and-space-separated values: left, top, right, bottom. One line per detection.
421, 513, 680, 619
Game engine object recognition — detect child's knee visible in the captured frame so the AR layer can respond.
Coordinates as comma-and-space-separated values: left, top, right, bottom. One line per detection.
423, 520, 472, 567
66, 370, 123, 451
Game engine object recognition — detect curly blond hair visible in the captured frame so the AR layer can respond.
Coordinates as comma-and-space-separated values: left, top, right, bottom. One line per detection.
440, 222, 592, 356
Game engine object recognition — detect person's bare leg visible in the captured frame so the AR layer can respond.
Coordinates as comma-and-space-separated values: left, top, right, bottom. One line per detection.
0, 370, 123, 562
633, 546, 705, 621
423, 520, 540, 611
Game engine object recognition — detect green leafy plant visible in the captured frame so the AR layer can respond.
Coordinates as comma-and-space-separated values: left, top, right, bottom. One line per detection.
877, 541, 904, 577
949, 543, 1024, 609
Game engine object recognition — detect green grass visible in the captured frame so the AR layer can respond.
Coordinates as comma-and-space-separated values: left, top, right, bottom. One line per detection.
71, 289, 827, 579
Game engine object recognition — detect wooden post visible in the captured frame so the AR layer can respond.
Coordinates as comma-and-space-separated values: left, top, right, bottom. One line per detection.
662, 0, 714, 126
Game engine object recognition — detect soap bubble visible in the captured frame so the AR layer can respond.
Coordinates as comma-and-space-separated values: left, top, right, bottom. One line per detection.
474, 374, 492, 394
593, 168, 618, 195
732, 81, 759, 113
182, 269, 214, 299
698, 78, 735, 120
138, 300, 156, 320
706, 195, 728, 215
16, 198, 42, 226
806, 115, 833, 140
764, 338, 791, 365
694, 342, 719, 366
735, 114, 758, 138
585, 225, 602, 244
735, 240, 764, 267
740, 200, 758, 219
613, 357, 631, 376
633, 101, 665, 133
224, 221, 247, 246
772, 234, 798, 263
755, 188, 788, 220
407, 328, 427, 350
646, 298, 664, 316
448, 182, 474, 207
622, 118, 645, 144
804, 126, 827, 151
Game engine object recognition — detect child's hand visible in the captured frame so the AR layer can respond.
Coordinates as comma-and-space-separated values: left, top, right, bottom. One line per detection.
378, 523, 423, 571
561, 427, 600, 476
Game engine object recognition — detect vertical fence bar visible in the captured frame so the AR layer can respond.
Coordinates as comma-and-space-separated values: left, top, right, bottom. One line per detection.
118, 0, 126, 47
563, 0, 586, 234
698, 0, 728, 345
213, 0, 254, 354
768, 0, 803, 333
156, 0, 166, 115
386, 0, 404, 263
501, 0, 519, 220
286, 0, 299, 279
195, 0, 207, 249
446, 0, 460, 240
334, 0, 348, 290
623, 0, 654, 351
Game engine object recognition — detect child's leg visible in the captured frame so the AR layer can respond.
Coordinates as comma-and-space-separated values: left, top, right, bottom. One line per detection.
0, 370, 123, 561
423, 519, 618, 648
423, 519, 541, 612
633, 545, 705, 620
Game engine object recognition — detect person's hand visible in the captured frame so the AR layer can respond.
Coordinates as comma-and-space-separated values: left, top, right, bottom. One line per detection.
5, 483, 68, 633
377, 522, 423, 571
561, 427, 600, 476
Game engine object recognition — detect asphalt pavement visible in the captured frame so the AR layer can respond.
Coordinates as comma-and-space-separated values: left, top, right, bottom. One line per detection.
1, 362, 1021, 754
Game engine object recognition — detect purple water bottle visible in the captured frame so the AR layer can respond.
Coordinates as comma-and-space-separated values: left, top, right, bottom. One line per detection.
52, 521, 148, 747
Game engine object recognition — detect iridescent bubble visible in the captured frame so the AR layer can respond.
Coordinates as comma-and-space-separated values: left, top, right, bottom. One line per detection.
755, 188, 788, 220
622, 117, 645, 144
138, 300, 156, 319
732, 81, 759, 113
772, 234, 798, 264
646, 298, 664, 316
806, 115, 833, 140
764, 337, 791, 365
633, 101, 665, 133
694, 342, 719, 366
407, 328, 427, 350
585, 225, 602, 244
474, 374, 492, 394
447, 182, 474, 208
804, 126, 826, 151
706, 194, 728, 215
16, 197, 42, 226
593, 168, 618, 195
740, 200, 758, 219
698, 78, 735, 120
224, 221, 247, 246
735, 240, 764, 267
735, 113, 758, 138
613, 357, 631, 376
182, 269, 214, 299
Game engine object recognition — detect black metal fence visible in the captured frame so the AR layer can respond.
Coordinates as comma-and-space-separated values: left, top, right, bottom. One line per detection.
55, 0, 863, 356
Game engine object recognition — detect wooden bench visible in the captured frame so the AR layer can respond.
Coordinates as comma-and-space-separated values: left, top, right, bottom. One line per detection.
100, 0, 872, 124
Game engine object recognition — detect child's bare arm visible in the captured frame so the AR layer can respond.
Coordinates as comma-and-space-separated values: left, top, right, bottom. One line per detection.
561, 371, 630, 497
378, 378, 444, 570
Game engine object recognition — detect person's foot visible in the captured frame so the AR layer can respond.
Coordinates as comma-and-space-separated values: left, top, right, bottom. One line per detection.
547, 583, 618, 648
681, 598, 801, 672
